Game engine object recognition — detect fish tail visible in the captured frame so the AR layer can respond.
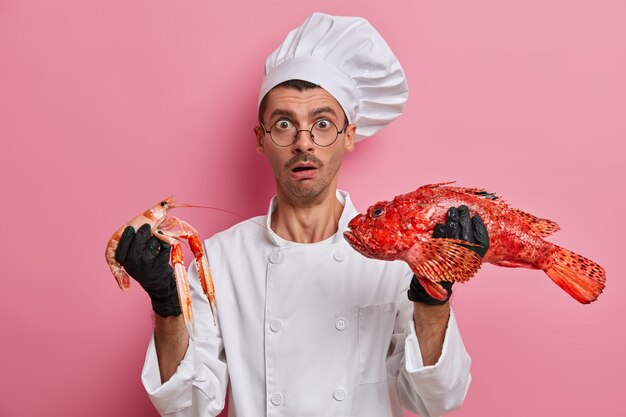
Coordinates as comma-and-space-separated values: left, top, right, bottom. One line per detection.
544, 247, 606, 304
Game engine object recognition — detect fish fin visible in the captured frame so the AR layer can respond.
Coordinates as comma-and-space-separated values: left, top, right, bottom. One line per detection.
467, 188, 507, 204
420, 181, 457, 189
406, 238, 483, 285
510, 208, 560, 237
425, 183, 510, 205
544, 247, 606, 304
492, 260, 538, 269
414, 275, 449, 301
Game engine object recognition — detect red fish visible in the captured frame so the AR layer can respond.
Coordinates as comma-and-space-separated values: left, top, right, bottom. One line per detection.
344, 182, 605, 304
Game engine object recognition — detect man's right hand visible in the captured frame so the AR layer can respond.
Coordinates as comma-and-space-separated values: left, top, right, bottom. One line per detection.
115, 223, 181, 317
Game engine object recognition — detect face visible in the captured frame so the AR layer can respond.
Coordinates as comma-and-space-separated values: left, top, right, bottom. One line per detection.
255, 87, 356, 203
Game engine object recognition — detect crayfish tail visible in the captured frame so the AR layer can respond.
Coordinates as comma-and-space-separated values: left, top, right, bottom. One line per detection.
112, 269, 131, 291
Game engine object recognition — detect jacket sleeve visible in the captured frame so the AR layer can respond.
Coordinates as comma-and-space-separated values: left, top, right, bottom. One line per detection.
141, 260, 229, 416
386, 280, 472, 417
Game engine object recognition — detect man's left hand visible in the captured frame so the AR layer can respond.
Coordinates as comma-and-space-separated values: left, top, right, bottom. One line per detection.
407, 205, 489, 304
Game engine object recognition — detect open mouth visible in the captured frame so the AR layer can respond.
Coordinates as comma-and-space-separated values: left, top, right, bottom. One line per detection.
289, 163, 318, 179
291, 166, 317, 173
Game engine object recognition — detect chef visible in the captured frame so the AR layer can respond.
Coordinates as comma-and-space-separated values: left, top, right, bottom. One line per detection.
116, 12, 488, 417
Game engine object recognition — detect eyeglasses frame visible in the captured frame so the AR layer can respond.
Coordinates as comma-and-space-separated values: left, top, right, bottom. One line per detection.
259, 118, 350, 147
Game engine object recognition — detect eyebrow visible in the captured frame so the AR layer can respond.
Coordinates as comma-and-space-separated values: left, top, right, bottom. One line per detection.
268, 109, 296, 121
312, 107, 338, 118
267, 106, 339, 122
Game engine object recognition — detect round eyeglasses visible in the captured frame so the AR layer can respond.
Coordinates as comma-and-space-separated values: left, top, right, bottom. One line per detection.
260, 119, 348, 147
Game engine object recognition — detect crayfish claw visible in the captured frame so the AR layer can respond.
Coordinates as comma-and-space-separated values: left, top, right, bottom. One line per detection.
171, 242, 196, 340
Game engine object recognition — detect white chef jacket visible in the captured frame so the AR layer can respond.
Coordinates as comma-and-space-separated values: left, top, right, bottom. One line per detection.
142, 190, 472, 417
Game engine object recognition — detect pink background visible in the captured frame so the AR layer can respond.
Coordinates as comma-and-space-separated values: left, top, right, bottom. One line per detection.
1, 0, 624, 416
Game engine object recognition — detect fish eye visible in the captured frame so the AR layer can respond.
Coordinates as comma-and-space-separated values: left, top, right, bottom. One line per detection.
160, 201, 167, 207
372, 207, 385, 217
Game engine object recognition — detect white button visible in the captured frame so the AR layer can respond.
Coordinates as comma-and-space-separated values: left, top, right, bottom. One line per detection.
269, 251, 282, 264
334, 318, 347, 331
333, 251, 345, 262
333, 389, 346, 401
270, 393, 283, 406
270, 320, 282, 332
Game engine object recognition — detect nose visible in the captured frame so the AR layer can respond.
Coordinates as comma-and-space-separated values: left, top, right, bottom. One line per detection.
292, 129, 315, 153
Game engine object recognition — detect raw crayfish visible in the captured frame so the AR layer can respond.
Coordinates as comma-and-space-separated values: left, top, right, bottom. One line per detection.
104, 197, 216, 338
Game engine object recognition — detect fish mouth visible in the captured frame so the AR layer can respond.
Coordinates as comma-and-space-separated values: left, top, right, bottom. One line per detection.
343, 231, 376, 259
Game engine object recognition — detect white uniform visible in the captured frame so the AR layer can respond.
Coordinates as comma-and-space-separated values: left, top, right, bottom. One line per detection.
142, 191, 472, 417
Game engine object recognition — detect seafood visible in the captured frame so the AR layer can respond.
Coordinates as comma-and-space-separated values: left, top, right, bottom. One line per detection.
105, 198, 216, 338
344, 182, 606, 304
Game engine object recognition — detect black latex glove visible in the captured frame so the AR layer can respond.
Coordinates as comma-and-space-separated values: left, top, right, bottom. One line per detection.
408, 205, 489, 305
115, 223, 181, 317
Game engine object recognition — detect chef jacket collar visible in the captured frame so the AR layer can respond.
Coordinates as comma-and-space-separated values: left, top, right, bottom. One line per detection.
265, 189, 358, 247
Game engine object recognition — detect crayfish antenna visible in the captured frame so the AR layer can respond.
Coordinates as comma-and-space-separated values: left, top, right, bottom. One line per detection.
174, 203, 267, 229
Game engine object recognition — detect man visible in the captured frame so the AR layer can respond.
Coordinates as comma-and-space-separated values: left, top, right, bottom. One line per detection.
117, 13, 487, 416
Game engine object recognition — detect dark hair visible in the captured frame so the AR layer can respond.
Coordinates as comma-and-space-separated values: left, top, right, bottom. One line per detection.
258, 79, 321, 122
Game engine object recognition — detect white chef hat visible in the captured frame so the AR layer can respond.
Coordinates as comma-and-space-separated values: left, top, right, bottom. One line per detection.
259, 12, 409, 141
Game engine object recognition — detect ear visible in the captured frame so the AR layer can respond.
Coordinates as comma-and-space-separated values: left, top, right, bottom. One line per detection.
254, 125, 265, 154
343, 124, 356, 153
